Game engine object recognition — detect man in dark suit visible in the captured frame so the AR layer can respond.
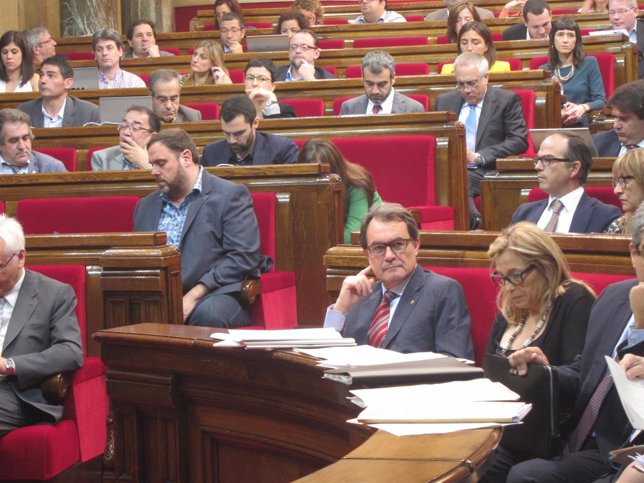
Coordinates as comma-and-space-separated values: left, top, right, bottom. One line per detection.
324, 203, 474, 359
435, 52, 528, 226
505, 202, 644, 482
0, 215, 83, 435
593, 80, 644, 156
275, 30, 337, 81
18, 56, 100, 128
149, 69, 202, 124
244, 57, 296, 119
606, 0, 643, 79
340, 50, 425, 116
134, 128, 262, 328
201, 95, 299, 166
502, 0, 552, 40
512, 132, 621, 233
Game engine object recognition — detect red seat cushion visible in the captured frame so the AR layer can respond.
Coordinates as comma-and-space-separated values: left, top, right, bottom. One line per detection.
280, 98, 325, 117
33, 147, 77, 172
353, 36, 428, 48
185, 102, 220, 120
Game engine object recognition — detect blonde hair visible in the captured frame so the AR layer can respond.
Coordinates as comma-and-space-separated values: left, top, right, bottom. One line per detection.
612, 147, 644, 235
184, 40, 229, 86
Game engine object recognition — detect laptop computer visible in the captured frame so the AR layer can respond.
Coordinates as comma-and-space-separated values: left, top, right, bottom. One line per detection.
99, 96, 153, 124
530, 127, 599, 157
71, 67, 99, 91
246, 34, 291, 52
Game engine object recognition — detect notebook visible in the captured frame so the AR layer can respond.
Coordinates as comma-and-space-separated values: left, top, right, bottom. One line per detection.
246, 34, 291, 52
98, 96, 153, 124
71, 67, 99, 91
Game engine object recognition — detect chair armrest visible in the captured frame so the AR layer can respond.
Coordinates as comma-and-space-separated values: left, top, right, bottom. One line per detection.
40, 372, 73, 405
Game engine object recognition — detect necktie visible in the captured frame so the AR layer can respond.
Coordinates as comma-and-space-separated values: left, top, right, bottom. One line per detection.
465, 104, 477, 152
372, 104, 382, 115
367, 290, 397, 348
625, 144, 639, 150
2, 163, 22, 174
544, 199, 564, 233
568, 372, 613, 452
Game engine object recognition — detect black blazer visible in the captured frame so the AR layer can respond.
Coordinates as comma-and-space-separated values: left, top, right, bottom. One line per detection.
502, 23, 528, 41
592, 130, 622, 157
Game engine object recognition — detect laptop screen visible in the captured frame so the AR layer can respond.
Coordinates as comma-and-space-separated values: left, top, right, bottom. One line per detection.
71, 67, 99, 91
99, 96, 154, 124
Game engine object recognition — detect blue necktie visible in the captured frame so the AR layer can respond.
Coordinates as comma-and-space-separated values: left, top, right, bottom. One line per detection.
465, 104, 477, 152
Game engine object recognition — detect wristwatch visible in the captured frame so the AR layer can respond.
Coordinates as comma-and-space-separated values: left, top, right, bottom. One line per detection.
5, 358, 15, 376
474, 153, 486, 168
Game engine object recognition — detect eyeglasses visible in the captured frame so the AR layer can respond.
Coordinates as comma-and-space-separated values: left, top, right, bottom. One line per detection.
0, 253, 17, 271
456, 79, 480, 90
154, 95, 179, 104
608, 7, 635, 16
117, 123, 151, 134
245, 75, 271, 84
490, 265, 536, 287
367, 238, 412, 256
289, 43, 316, 51
220, 27, 242, 34
532, 155, 572, 167
614, 175, 635, 188
38, 38, 55, 46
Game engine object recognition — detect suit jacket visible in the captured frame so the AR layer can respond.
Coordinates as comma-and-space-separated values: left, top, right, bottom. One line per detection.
201, 130, 299, 166
174, 105, 202, 122
133, 170, 261, 295
2, 270, 83, 423
511, 191, 621, 233
341, 265, 475, 359
556, 279, 643, 462
424, 6, 494, 20
592, 129, 622, 157
434, 87, 528, 169
340, 91, 425, 115
263, 102, 296, 119
275, 65, 337, 81
25, 151, 67, 173
18, 95, 100, 128
502, 23, 529, 41
90, 145, 127, 171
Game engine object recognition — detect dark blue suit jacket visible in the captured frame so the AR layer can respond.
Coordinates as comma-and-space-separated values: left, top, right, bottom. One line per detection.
201, 130, 299, 166
592, 129, 621, 157
511, 191, 621, 233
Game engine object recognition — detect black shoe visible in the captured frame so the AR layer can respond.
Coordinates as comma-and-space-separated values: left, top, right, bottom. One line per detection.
470, 214, 482, 230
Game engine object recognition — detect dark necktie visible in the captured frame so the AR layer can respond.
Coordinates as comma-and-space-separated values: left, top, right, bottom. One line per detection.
367, 290, 397, 348
544, 199, 564, 233
2, 162, 22, 174
372, 104, 382, 115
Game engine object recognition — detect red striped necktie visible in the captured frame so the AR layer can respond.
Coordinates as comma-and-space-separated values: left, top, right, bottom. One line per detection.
367, 290, 398, 348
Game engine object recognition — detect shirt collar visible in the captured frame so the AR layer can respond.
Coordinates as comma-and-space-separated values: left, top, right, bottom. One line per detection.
160, 166, 204, 203
0, 153, 30, 173
367, 87, 396, 114
3, 269, 25, 309
42, 97, 67, 123
548, 185, 584, 211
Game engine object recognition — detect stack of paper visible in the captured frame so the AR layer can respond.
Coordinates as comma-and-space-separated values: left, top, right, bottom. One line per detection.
209, 327, 356, 349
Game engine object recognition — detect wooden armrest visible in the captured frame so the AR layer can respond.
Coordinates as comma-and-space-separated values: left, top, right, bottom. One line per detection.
240, 278, 261, 306
40, 371, 73, 405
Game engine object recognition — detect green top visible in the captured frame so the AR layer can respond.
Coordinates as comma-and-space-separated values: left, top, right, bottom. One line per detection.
345, 186, 382, 244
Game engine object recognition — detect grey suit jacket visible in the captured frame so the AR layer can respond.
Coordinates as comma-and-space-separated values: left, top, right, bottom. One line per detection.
340, 91, 425, 115
25, 151, 67, 173
341, 265, 475, 359
18, 95, 101, 128
90, 145, 127, 171
275, 65, 337, 81
434, 87, 529, 169
133, 170, 261, 295
2, 270, 83, 423
174, 105, 202, 123
425, 6, 494, 20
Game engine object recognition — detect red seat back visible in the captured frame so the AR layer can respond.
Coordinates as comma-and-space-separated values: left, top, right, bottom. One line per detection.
353, 36, 428, 48
229, 69, 245, 83
63, 51, 95, 60
160, 48, 181, 55
323, 18, 349, 25
138, 73, 150, 86
511, 89, 536, 156
280, 98, 325, 117
318, 39, 345, 49
33, 147, 76, 172
86, 146, 109, 171
250, 192, 277, 263
185, 102, 220, 120
345, 63, 429, 78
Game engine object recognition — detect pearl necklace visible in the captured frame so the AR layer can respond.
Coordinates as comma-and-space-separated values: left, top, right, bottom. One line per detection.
554, 64, 575, 83
499, 308, 550, 357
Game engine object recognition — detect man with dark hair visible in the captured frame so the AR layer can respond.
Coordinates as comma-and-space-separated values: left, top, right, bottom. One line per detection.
425, 0, 493, 20
350, 0, 406, 24
324, 202, 474, 357
0, 109, 66, 174
134, 128, 263, 328
92, 29, 146, 89
124, 19, 174, 59
24, 26, 57, 71
18, 55, 100, 128
219, 12, 246, 54
91, 106, 161, 170
201, 94, 298, 166
593, 79, 644, 156
502, 0, 552, 40
512, 132, 620, 233
244, 58, 296, 119
275, 30, 337, 81
340, 50, 424, 115
149, 69, 202, 123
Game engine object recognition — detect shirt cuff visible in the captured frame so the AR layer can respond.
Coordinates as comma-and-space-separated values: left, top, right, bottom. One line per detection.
323, 305, 346, 332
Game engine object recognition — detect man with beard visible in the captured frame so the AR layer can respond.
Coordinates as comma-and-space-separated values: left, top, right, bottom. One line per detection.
201, 94, 298, 166
275, 30, 336, 81
340, 51, 424, 115
149, 69, 202, 123
133, 128, 262, 327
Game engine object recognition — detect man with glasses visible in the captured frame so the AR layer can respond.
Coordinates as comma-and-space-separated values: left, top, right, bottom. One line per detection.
90, 106, 161, 170
0, 215, 83, 435
435, 52, 528, 229
606, 0, 643, 78
219, 12, 246, 54
24, 26, 57, 71
511, 132, 620, 232
349, 0, 406, 24
275, 30, 337, 81
324, 202, 474, 358
149, 69, 201, 123
504, 201, 644, 482
244, 58, 295, 119
18, 55, 100, 128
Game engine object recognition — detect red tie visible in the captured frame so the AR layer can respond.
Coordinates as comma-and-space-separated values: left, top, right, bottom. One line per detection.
626, 144, 639, 150
367, 290, 397, 347
372, 104, 382, 115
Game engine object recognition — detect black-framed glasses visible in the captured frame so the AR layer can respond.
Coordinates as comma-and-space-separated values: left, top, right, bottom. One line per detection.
367, 238, 412, 256
245, 75, 271, 84
490, 265, 536, 287
289, 43, 316, 51
532, 155, 572, 168
614, 175, 635, 188
0, 253, 17, 271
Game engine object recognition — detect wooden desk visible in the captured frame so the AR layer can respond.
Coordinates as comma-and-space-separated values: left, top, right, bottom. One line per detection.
94, 323, 501, 483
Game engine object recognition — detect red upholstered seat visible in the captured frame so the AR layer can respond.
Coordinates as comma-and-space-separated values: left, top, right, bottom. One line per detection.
185, 101, 220, 120
229, 69, 245, 83
16, 196, 139, 234
529, 53, 615, 97
318, 39, 345, 49
63, 51, 95, 61
528, 187, 622, 210
323, 66, 337, 76
33, 147, 77, 172
353, 36, 428, 48
502, 58, 523, 71
332, 94, 429, 114
345, 63, 430, 78
404, 15, 426, 21
331, 136, 454, 229
246, 22, 273, 28
85, 147, 109, 171
572, 272, 633, 296
280, 98, 325, 117
0, 265, 107, 480
138, 73, 150, 86
160, 48, 181, 55
323, 18, 349, 25
511, 89, 536, 156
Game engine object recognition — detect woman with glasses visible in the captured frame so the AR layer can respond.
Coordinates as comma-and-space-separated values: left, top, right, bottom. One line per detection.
440, 21, 510, 74
0, 31, 38, 93
446, 2, 481, 43
182, 40, 232, 86
275, 10, 309, 38
606, 148, 644, 234
540, 17, 605, 127
244, 58, 295, 119
298, 139, 382, 243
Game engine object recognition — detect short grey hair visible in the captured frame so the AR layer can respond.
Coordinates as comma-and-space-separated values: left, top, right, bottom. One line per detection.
609, 0, 637, 8
0, 215, 25, 255
24, 26, 49, 51
92, 28, 123, 50
454, 52, 489, 77
361, 50, 395, 78
0, 109, 33, 144
149, 69, 181, 95
633, 201, 644, 247
359, 202, 419, 249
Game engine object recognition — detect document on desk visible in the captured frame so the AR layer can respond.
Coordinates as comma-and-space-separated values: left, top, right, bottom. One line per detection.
605, 356, 644, 430
210, 328, 356, 349
294, 345, 447, 368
